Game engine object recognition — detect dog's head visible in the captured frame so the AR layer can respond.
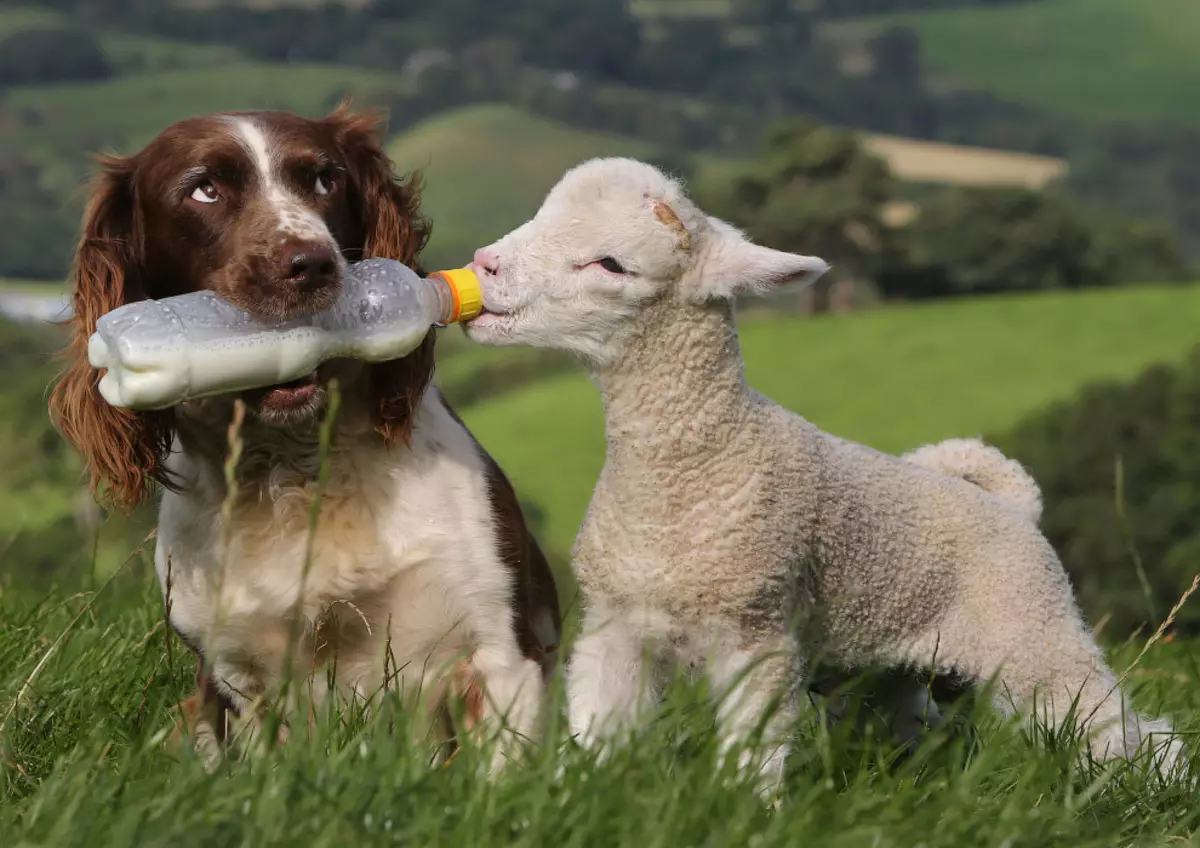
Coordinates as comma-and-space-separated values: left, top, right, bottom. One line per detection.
49, 104, 435, 511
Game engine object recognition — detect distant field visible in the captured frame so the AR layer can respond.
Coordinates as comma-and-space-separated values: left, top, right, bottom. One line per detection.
460, 283, 1200, 562
387, 104, 660, 269
0, 5, 240, 73
824, 0, 1200, 125
860, 134, 1067, 189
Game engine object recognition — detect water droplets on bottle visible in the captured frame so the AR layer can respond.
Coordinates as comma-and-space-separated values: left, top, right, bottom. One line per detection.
359, 288, 385, 322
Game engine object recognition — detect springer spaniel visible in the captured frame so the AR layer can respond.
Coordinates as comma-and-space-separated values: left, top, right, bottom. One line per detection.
48, 104, 561, 769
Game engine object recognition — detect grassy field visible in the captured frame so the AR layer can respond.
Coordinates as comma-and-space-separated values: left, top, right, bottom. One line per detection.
388, 104, 660, 269
1, 573, 1197, 845
823, 0, 1200, 125
459, 283, 1200, 560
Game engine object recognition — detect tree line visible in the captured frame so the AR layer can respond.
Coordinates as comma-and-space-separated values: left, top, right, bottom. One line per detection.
697, 118, 1190, 310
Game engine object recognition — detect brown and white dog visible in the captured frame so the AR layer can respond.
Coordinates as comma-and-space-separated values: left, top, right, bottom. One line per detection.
48, 104, 561, 769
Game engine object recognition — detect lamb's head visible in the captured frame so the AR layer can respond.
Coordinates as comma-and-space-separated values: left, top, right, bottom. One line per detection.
463, 157, 829, 364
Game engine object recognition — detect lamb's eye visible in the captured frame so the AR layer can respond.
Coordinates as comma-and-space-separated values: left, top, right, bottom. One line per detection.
314, 169, 335, 197
597, 257, 626, 274
190, 181, 219, 204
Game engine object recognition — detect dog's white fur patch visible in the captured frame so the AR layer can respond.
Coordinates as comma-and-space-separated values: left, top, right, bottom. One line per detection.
232, 117, 335, 245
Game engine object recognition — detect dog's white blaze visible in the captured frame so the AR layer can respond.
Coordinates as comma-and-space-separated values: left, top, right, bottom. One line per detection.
232, 117, 331, 243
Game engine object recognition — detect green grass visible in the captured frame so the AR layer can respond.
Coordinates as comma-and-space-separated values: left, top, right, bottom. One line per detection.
1, 576, 1197, 845
827, 0, 1200, 125
387, 104, 660, 269
460, 283, 1200, 559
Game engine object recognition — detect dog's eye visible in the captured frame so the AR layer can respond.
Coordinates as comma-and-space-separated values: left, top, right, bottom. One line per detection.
190, 181, 219, 204
314, 169, 335, 197
597, 257, 626, 275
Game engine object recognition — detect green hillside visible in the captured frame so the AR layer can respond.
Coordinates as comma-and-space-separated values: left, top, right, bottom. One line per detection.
460, 283, 1200, 561
827, 0, 1200, 124
387, 104, 660, 269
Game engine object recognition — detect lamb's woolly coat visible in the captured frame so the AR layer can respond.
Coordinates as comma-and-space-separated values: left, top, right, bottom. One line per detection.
464, 157, 1186, 792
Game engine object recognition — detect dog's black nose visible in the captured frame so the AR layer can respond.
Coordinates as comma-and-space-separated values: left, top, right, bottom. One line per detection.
280, 243, 337, 289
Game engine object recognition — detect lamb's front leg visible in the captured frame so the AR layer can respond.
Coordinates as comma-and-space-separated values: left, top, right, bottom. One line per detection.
708, 636, 800, 800
567, 603, 661, 756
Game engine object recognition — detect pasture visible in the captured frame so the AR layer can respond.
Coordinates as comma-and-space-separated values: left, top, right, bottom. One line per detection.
822, 0, 1200, 125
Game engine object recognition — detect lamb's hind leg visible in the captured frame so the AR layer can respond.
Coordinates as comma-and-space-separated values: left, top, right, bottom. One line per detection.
904, 545, 1185, 775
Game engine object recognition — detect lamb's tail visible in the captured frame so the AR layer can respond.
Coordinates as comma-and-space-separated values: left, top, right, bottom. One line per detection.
903, 437, 1043, 523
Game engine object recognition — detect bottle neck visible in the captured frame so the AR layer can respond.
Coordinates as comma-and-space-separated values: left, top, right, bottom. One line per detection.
425, 272, 456, 325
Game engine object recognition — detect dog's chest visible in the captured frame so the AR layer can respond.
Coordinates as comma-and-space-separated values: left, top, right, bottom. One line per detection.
159, 447, 455, 652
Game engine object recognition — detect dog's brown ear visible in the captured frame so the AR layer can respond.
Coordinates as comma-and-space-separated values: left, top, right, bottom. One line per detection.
325, 100, 431, 269
326, 101, 436, 445
48, 155, 177, 512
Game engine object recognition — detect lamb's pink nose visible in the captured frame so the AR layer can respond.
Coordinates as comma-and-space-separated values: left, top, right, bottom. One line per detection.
473, 248, 500, 275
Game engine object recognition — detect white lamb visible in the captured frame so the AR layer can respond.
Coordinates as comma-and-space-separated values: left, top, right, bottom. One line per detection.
462, 157, 1187, 793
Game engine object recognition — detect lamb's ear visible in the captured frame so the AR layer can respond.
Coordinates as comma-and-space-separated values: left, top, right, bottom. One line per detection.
693, 218, 829, 301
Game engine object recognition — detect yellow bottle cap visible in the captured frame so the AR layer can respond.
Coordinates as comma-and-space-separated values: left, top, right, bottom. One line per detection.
429, 268, 483, 323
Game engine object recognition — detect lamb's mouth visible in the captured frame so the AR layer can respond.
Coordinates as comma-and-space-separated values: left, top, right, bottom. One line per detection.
465, 304, 516, 329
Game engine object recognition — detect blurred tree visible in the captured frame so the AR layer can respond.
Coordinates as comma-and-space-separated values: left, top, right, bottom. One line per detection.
512, 0, 641, 80
880, 186, 1192, 299
368, 0, 423, 19
1087, 217, 1191, 286
897, 186, 1100, 295
633, 19, 728, 92
868, 26, 922, 89
0, 206, 78, 280
707, 117, 894, 312
995, 348, 1200, 637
